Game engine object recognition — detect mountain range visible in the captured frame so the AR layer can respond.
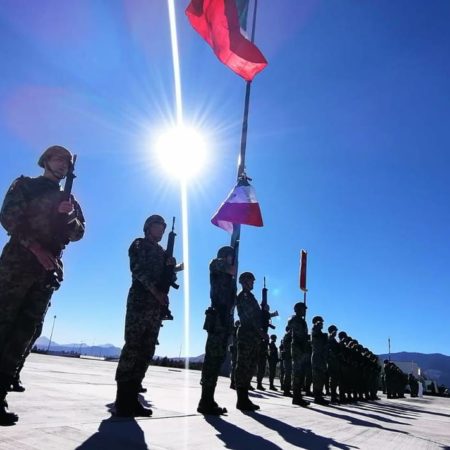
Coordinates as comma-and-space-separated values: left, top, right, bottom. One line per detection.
34, 338, 450, 387
378, 352, 450, 387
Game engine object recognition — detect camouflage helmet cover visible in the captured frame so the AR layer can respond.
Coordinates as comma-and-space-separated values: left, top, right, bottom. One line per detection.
312, 315, 324, 325
38, 145, 73, 168
294, 302, 307, 312
217, 246, 234, 259
143, 214, 166, 234
238, 271, 255, 283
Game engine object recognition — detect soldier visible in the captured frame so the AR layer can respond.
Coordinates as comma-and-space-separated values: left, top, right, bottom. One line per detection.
282, 326, 293, 397
289, 302, 310, 407
114, 214, 183, 417
268, 334, 279, 390
197, 246, 236, 415
0, 146, 85, 426
235, 272, 265, 411
327, 325, 341, 404
311, 316, 329, 405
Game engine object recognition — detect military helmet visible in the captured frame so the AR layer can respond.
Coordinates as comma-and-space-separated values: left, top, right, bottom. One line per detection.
312, 315, 324, 325
38, 145, 73, 168
328, 325, 338, 333
338, 331, 347, 340
143, 214, 166, 234
238, 271, 255, 283
217, 246, 234, 259
270, 334, 277, 340
294, 302, 307, 312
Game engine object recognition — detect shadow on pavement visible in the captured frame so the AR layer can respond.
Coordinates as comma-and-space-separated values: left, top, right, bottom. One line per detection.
205, 415, 283, 450
76, 417, 149, 450
311, 406, 410, 434
249, 411, 358, 450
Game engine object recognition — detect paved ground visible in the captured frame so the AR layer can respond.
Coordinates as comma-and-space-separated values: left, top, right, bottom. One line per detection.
1, 353, 449, 449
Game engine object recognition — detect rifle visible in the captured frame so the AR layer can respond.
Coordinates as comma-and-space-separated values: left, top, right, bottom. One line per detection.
261, 277, 277, 332
47, 155, 78, 289
157, 217, 179, 320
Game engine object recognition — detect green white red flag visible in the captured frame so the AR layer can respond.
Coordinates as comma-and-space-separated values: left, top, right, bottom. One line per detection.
186, 0, 268, 81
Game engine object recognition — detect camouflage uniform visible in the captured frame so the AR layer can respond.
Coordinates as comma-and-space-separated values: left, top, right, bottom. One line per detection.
115, 237, 167, 384
268, 337, 279, 389
327, 333, 341, 402
197, 253, 236, 415
289, 312, 309, 404
235, 289, 262, 390
0, 176, 84, 386
311, 321, 328, 403
282, 329, 293, 395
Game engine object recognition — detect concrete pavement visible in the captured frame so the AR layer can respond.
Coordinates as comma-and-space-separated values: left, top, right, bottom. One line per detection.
1, 353, 449, 449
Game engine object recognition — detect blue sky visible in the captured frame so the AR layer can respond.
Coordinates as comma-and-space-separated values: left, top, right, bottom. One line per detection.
1, 0, 449, 358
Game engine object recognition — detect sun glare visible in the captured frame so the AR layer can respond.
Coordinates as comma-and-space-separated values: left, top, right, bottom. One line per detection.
155, 125, 207, 179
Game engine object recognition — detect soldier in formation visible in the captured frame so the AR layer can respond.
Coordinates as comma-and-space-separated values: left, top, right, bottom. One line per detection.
235, 272, 265, 411
281, 326, 293, 397
383, 360, 407, 399
288, 302, 310, 407
197, 246, 236, 415
311, 316, 329, 405
267, 334, 279, 391
114, 214, 183, 417
0, 146, 85, 426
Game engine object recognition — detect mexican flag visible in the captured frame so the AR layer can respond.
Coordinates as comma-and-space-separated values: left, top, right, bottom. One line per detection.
186, 0, 268, 81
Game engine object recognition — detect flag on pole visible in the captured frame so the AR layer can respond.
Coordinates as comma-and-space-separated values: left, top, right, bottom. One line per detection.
300, 249, 307, 292
211, 179, 263, 233
185, 0, 268, 81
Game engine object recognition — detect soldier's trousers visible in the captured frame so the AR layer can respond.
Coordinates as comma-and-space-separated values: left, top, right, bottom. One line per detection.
256, 340, 268, 383
312, 365, 327, 396
292, 349, 309, 396
115, 297, 162, 383
200, 329, 229, 388
283, 357, 292, 391
235, 332, 260, 389
0, 242, 54, 387
268, 360, 277, 384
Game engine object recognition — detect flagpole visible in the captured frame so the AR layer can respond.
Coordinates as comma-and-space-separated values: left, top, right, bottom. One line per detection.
231, 0, 260, 263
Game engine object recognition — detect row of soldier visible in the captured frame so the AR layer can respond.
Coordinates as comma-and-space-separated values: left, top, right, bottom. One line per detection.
229, 303, 381, 409
198, 246, 383, 414
0, 146, 391, 425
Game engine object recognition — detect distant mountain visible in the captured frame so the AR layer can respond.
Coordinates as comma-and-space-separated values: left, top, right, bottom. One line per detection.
378, 352, 450, 387
34, 336, 122, 358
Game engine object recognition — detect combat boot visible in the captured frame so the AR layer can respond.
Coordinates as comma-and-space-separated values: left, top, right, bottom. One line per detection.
283, 390, 293, 397
9, 378, 25, 393
197, 385, 227, 415
313, 395, 330, 406
292, 387, 309, 407
115, 381, 136, 417
0, 399, 18, 426
236, 388, 260, 411
256, 382, 265, 391
131, 381, 152, 417
115, 381, 152, 417
138, 383, 147, 393
330, 394, 340, 404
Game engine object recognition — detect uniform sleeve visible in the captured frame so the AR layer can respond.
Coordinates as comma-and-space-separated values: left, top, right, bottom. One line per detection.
236, 292, 259, 331
0, 177, 30, 237
66, 195, 85, 242
129, 239, 162, 291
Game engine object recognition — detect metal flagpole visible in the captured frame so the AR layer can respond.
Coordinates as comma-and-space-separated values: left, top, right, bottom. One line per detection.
230, 0, 260, 268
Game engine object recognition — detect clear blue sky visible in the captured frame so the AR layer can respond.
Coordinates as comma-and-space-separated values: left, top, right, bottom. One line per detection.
1, 0, 449, 358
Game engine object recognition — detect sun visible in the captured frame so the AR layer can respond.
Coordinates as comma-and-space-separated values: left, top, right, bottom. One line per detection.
155, 125, 208, 180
